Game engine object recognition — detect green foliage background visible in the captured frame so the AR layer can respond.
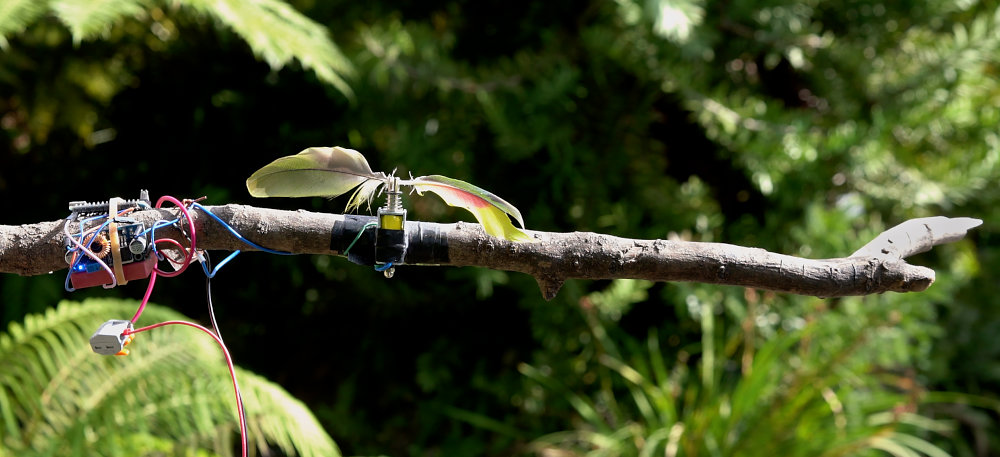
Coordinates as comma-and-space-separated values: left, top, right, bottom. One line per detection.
0, 299, 340, 457
1, 0, 999, 455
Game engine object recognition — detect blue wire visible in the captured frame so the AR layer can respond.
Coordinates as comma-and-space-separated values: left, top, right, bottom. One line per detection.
212, 250, 241, 273
147, 218, 180, 260
69, 210, 135, 270
200, 250, 242, 278
191, 203, 292, 255
74, 214, 106, 247
67, 202, 296, 286
63, 211, 94, 291
185, 202, 293, 278
65, 212, 118, 289
78, 214, 105, 236
375, 262, 394, 271
70, 215, 115, 271
64, 270, 75, 292
141, 218, 179, 237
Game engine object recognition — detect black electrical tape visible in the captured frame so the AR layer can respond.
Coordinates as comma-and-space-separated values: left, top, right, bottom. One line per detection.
375, 228, 407, 265
403, 221, 449, 264
330, 216, 451, 266
330, 215, 377, 266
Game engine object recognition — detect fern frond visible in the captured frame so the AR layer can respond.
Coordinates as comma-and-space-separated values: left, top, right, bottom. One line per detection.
50, 0, 145, 43
0, 0, 355, 98
183, 0, 356, 99
241, 370, 342, 457
0, 299, 340, 457
0, 0, 48, 49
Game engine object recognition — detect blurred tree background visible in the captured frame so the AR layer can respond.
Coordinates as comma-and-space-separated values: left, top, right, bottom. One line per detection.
2, 0, 999, 455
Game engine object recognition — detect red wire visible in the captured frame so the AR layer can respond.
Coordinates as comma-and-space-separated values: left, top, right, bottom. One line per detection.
130, 271, 157, 323
130, 238, 186, 324
151, 237, 188, 253
153, 195, 196, 277
127, 320, 248, 457
122, 196, 246, 456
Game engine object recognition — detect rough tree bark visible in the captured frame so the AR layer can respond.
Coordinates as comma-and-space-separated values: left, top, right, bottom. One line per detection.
0, 204, 982, 300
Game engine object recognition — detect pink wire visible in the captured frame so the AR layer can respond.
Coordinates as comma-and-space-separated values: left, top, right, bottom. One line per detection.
129, 271, 157, 323
151, 238, 188, 267
127, 320, 248, 457
130, 224, 187, 324
153, 195, 196, 277
121, 196, 246, 456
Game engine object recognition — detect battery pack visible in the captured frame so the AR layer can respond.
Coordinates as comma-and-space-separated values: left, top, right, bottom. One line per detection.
70, 256, 156, 289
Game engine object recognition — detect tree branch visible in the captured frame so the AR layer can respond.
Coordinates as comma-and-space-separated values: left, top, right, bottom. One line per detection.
0, 204, 981, 299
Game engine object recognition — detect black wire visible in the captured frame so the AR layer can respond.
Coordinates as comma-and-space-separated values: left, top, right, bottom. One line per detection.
206, 271, 223, 337
202, 251, 247, 449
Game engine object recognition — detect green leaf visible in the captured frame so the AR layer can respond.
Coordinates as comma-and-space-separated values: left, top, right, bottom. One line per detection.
246, 146, 387, 206
887, 433, 952, 457
407, 175, 533, 242
869, 436, 923, 457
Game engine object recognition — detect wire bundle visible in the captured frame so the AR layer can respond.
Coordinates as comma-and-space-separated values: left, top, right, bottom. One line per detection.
63, 204, 145, 290
64, 195, 294, 457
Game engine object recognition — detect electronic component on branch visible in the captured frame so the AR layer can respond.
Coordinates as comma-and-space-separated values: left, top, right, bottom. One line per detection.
64, 191, 156, 289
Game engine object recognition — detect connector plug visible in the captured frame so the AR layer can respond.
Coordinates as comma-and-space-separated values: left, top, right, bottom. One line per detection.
90, 320, 135, 356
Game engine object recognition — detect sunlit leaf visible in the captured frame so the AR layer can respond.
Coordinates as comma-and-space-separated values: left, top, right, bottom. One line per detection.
407, 174, 533, 242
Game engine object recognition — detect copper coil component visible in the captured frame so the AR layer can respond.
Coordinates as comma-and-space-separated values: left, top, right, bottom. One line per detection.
90, 232, 112, 259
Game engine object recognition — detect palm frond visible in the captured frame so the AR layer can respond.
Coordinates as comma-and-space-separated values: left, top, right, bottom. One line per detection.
0, 298, 339, 457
